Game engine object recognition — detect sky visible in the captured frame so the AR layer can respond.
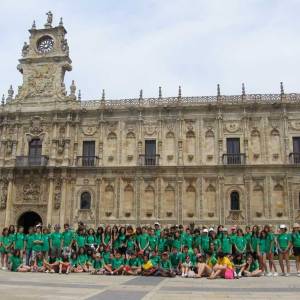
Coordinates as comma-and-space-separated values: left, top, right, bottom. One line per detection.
0, 0, 300, 100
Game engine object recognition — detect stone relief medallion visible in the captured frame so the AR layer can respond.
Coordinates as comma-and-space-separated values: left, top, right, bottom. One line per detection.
224, 121, 240, 133
23, 182, 40, 202
143, 121, 158, 136
29, 116, 44, 135
289, 120, 300, 131
81, 126, 97, 136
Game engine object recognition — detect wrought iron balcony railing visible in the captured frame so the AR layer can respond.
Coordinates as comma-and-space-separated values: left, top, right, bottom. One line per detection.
76, 156, 99, 167
222, 153, 246, 165
289, 152, 300, 164
16, 156, 49, 167
139, 154, 160, 166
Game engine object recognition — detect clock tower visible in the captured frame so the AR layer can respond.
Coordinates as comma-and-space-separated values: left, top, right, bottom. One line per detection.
13, 12, 76, 106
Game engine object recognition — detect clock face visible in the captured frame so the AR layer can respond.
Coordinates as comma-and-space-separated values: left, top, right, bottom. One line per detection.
37, 36, 54, 53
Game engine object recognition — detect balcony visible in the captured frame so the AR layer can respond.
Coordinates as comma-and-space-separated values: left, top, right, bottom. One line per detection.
76, 156, 99, 167
139, 154, 160, 166
16, 156, 49, 167
222, 153, 246, 165
289, 153, 300, 164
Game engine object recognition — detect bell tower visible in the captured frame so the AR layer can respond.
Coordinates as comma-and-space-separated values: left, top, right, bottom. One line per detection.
13, 12, 76, 105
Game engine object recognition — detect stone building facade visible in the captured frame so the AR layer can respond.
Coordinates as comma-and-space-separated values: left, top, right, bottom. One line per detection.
1, 13, 300, 230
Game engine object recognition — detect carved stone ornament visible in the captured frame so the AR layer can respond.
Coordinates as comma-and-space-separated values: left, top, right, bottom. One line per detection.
75, 209, 95, 222
143, 121, 159, 136
226, 210, 245, 224
23, 182, 40, 202
81, 126, 97, 136
29, 116, 43, 135
288, 120, 300, 131
0, 181, 8, 209
54, 179, 62, 209
224, 121, 240, 133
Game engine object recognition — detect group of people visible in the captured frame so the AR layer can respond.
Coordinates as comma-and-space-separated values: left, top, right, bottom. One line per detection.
0, 221, 299, 279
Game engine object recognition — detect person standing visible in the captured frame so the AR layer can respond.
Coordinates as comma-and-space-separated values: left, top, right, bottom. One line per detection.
291, 223, 300, 276
277, 224, 292, 276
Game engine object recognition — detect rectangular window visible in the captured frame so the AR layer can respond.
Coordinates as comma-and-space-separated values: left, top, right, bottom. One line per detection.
82, 141, 95, 166
145, 140, 156, 165
293, 137, 300, 163
226, 138, 240, 164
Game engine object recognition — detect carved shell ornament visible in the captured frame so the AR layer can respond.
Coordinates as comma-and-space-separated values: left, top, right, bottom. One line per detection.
82, 126, 97, 136
225, 122, 240, 133
144, 122, 158, 136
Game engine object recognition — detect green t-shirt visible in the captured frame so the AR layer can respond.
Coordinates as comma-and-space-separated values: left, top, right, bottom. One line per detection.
103, 234, 111, 245
118, 234, 126, 247
51, 232, 62, 249
169, 252, 181, 268
70, 257, 78, 267
126, 236, 136, 250
102, 251, 111, 265
155, 229, 161, 238
221, 237, 232, 254
25, 234, 35, 251
149, 255, 160, 267
258, 238, 266, 253
36, 257, 44, 267
32, 233, 44, 252
265, 233, 275, 253
76, 234, 86, 248
148, 235, 158, 251
158, 237, 167, 253
160, 259, 172, 270
277, 233, 291, 250
193, 235, 202, 249
184, 234, 193, 249
172, 238, 182, 251
93, 259, 104, 269
127, 257, 142, 267
15, 233, 25, 250
234, 236, 246, 253
200, 235, 210, 252
249, 260, 259, 272
210, 238, 221, 251
78, 254, 87, 265
42, 234, 50, 251
250, 235, 259, 252
111, 257, 124, 270
62, 230, 74, 247
292, 232, 300, 247
207, 255, 217, 267
86, 235, 96, 246
139, 233, 149, 250
230, 233, 237, 245
9, 255, 22, 271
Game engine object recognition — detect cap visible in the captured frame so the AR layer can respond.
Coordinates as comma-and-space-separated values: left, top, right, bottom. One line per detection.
154, 222, 160, 226
293, 223, 300, 228
223, 228, 228, 232
203, 229, 208, 233
162, 252, 168, 256
208, 227, 214, 232
279, 224, 287, 229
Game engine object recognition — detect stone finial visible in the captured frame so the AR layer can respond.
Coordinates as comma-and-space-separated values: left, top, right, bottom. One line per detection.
280, 82, 284, 95
242, 83, 246, 96
217, 84, 221, 96
101, 89, 105, 101
45, 11, 53, 28
7, 85, 14, 100
59, 17, 63, 27
1, 94, 5, 106
139, 89, 143, 99
22, 42, 29, 57
178, 85, 182, 98
70, 80, 76, 96
31, 20, 36, 30
158, 86, 162, 98
78, 90, 81, 101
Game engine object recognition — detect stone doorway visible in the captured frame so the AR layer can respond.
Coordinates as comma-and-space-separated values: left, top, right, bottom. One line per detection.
17, 211, 42, 233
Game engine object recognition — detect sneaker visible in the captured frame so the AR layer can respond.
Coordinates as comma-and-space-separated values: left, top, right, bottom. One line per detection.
45, 270, 49, 273
181, 273, 185, 278
285, 273, 290, 277
280, 273, 286, 276
267, 272, 272, 277
273, 272, 278, 277
237, 272, 242, 278
297, 273, 300, 277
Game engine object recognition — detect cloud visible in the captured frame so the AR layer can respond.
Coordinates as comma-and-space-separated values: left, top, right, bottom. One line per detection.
0, 0, 300, 100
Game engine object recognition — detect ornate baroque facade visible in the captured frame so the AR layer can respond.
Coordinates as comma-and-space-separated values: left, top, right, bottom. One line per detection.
1, 13, 300, 228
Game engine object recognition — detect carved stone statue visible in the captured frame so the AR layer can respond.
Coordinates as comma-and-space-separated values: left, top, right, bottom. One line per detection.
0, 182, 8, 209
45, 11, 53, 28
22, 42, 29, 57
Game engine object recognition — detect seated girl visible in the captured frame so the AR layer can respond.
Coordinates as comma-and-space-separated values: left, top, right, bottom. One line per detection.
77, 247, 90, 272
123, 251, 142, 275
8, 249, 30, 272
209, 252, 234, 279
91, 253, 109, 275
240, 255, 263, 277
31, 252, 46, 272
59, 254, 71, 274
70, 252, 83, 273
181, 255, 193, 277
196, 251, 217, 278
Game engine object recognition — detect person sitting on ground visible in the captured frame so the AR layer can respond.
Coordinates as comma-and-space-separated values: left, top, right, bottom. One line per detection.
239, 254, 262, 277
110, 251, 125, 275
181, 255, 193, 277
31, 252, 45, 272
123, 251, 142, 275
8, 249, 30, 272
196, 251, 217, 278
59, 253, 71, 274
209, 251, 234, 279
159, 252, 176, 277
233, 253, 245, 277
141, 254, 158, 276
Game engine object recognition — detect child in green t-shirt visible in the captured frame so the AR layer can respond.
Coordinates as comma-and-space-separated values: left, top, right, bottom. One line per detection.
0, 227, 12, 270
8, 250, 30, 272
277, 225, 292, 276
240, 254, 262, 277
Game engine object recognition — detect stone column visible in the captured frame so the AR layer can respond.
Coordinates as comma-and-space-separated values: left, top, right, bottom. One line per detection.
59, 175, 68, 226
4, 174, 14, 227
46, 172, 54, 226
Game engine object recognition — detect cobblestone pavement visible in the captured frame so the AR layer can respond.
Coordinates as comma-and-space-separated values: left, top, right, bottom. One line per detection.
0, 269, 299, 300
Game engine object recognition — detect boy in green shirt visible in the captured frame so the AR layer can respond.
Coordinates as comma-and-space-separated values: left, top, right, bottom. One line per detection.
9, 250, 30, 272
159, 252, 175, 277
50, 225, 62, 257
111, 251, 125, 275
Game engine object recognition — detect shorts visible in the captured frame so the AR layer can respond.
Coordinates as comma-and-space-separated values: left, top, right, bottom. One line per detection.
293, 247, 300, 256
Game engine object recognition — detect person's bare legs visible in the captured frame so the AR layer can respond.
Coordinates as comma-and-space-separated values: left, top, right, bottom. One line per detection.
279, 253, 285, 274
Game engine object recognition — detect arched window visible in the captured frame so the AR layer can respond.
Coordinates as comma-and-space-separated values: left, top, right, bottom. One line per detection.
80, 192, 91, 209
230, 191, 240, 210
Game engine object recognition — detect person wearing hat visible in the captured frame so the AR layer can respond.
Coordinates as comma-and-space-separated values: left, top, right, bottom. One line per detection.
291, 223, 300, 276
200, 228, 210, 255
154, 222, 161, 238
220, 228, 232, 255
159, 252, 176, 277
277, 224, 292, 276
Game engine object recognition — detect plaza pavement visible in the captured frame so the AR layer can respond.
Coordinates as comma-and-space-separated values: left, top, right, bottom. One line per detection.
0, 263, 299, 300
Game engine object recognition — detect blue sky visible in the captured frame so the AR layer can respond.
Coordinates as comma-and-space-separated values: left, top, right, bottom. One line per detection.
1, 0, 300, 99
